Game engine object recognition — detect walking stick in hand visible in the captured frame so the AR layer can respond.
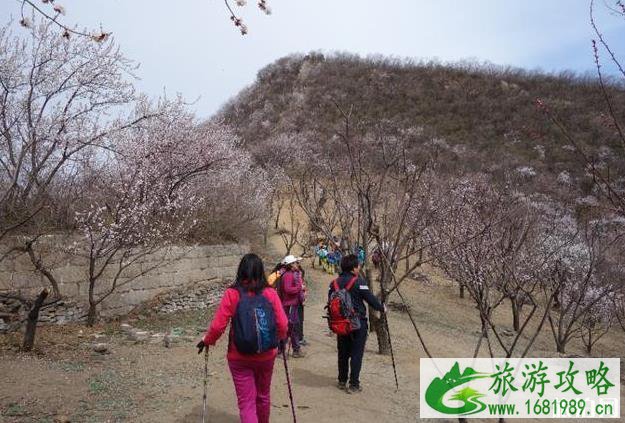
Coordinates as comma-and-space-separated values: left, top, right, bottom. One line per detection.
281, 342, 297, 423
197, 341, 209, 423
203, 348, 209, 423
382, 306, 399, 391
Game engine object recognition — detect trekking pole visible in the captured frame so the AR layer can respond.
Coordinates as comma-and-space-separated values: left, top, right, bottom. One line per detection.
202, 348, 209, 423
396, 287, 433, 358
382, 307, 399, 391
286, 307, 292, 358
281, 347, 297, 423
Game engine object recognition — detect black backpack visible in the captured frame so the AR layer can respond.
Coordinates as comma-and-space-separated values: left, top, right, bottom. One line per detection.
232, 287, 278, 354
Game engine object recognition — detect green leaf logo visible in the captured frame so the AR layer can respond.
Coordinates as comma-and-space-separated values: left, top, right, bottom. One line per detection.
425, 362, 489, 416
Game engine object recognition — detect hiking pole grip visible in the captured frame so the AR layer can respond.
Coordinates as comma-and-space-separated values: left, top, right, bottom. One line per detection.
281, 348, 297, 423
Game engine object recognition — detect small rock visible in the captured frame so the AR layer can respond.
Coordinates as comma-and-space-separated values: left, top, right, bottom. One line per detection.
502, 329, 515, 337
128, 330, 149, 342
55, 415, 71, 423
149, 333, 165, 344
93, 343, 109, 354
120, 323, 133, 333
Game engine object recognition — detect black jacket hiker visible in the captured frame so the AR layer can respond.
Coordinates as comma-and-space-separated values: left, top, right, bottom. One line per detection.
328, 271, 384, 390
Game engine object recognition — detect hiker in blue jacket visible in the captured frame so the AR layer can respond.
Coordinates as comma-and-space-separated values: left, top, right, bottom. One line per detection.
328, 254, 386, 393
357, 246, 365, 265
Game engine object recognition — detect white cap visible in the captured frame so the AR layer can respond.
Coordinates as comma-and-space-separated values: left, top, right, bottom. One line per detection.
281, 254, 303, 265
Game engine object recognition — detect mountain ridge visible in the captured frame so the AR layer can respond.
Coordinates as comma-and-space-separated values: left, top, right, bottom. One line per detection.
217, 52, 625, 191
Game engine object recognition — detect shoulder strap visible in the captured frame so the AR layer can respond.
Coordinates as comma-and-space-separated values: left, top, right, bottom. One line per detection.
345, 276, 358, 291
332, 278, 340, 291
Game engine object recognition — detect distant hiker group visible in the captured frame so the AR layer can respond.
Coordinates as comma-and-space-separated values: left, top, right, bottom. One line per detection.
314, 239, 367, 275
197, 249, 387, 423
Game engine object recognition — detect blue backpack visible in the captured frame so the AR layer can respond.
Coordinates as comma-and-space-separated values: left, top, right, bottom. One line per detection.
232, 287, 278, 354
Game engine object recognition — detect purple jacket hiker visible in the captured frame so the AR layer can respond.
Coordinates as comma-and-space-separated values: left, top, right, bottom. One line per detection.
279, 269, 304, 354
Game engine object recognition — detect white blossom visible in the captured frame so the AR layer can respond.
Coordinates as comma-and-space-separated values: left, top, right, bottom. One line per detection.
557, 171, 571, 186
516, 166, 537, 177
53, 4, 66, 15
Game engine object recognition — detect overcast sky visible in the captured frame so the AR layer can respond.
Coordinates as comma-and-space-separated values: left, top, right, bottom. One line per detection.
3, 0, 625, 118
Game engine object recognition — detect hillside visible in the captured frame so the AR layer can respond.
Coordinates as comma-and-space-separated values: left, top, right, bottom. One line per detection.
218, 53, 625, 191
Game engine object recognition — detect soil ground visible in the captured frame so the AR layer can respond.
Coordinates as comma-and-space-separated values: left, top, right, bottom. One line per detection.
1, 230, 624, 422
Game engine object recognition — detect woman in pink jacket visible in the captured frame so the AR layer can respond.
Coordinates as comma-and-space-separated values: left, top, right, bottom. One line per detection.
197, 253, 288, 423
278, 255, 306, 358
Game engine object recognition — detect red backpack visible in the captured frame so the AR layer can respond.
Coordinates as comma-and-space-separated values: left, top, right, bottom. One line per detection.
326, 276, 361, 336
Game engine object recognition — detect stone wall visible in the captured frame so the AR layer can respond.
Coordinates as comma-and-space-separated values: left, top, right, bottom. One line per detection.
0, 243, 247, 331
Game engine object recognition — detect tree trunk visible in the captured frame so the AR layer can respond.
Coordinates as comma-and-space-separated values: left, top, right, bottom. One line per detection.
584, 329, 593, 355
274, 200, 283, 229
22, 289, 49, 352
556, 340, 566, 354
371, 312, 391, 355
87, 274, 98, 327
374, 264, 392, 354
86, 303, 98, 327
552, 287, 561, 310
511, 297, 520, 332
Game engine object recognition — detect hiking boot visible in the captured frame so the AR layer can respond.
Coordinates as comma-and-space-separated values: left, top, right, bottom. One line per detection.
291, 350, 306, 358
348, 385, 362, 394
300, 338, 308, 346
337, 381, 348, 392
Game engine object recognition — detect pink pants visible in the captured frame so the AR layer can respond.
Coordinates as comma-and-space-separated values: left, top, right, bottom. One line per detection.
228, 358, 276, 423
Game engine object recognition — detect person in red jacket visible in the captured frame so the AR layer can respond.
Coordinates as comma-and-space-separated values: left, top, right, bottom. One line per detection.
197, 253, 288, 423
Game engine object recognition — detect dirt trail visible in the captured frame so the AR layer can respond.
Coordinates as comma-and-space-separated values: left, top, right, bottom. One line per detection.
175, 233, 421, 423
